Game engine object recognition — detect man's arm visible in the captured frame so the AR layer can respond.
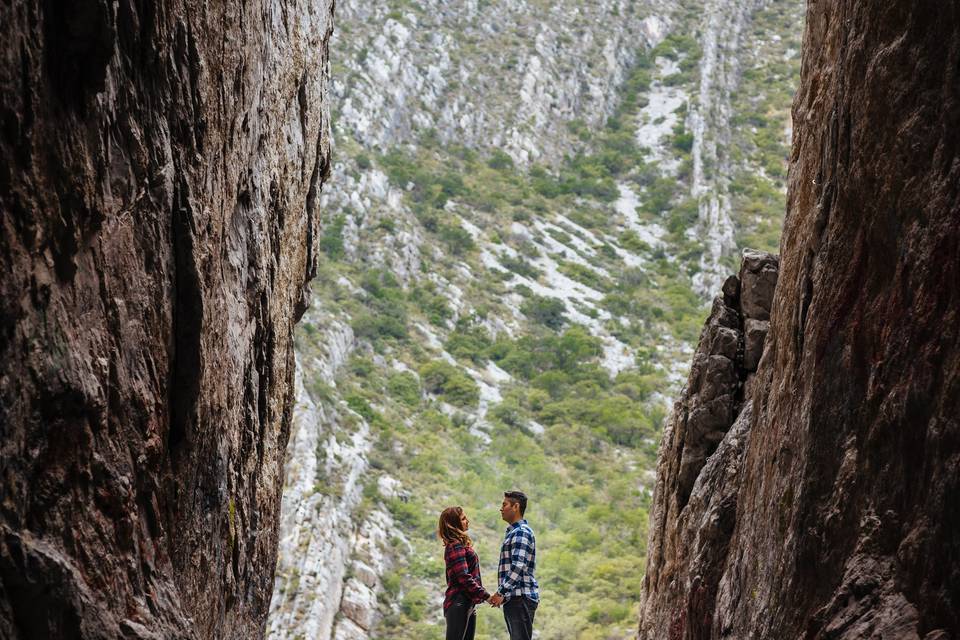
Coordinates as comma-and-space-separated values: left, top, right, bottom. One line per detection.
497, 529, 534, 595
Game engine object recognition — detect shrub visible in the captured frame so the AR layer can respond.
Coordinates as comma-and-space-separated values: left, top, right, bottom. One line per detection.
501, 255, 540, 279
411, 285, 452, 326
352, 309, 407, 341
487, 150, 514, 170
445, 320, 493, 364
387, 371, 421, 407
667, 198, 700, 235
401, 587, 428, 622
672, 130, 694, 153
521, 295, 567, 330
438, 223, 475, 255
345, 394, 377, 421
418, 361, 479, 408
319, 214, 346, 259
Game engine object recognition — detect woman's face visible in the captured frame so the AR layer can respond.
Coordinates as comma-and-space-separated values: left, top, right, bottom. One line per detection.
459, 510, 469, 531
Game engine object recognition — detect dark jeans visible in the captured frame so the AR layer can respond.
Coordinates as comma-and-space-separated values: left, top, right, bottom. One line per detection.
503, 596, 538, 640
444, 593, 476, 640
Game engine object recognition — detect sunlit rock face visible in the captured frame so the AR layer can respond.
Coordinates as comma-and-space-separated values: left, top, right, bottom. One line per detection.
640, 1, 960, 637
0, 1, 334, 637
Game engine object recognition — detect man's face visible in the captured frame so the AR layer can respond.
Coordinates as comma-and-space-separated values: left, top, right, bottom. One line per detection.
500, 498, 518, 523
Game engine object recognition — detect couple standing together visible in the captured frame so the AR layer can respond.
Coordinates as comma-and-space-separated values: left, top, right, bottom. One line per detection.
439, 490, 539, 640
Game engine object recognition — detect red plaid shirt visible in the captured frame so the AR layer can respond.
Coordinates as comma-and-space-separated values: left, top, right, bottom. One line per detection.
443, 542, 489, 610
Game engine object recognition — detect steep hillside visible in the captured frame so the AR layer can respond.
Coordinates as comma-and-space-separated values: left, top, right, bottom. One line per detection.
0, 1, 333, 638
639, 1, 959, 638
267, 1, 802, 639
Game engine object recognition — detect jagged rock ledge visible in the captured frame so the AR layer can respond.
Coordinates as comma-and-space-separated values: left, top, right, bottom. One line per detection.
640, 249, 778, 639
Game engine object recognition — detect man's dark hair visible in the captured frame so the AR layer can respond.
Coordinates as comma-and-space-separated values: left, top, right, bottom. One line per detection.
504, 490, 528, 516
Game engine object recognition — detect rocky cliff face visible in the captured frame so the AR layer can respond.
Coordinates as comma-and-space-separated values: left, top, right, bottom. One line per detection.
0, 1, 334, 638
640, 1, 959, 638
640, 250, 779, 637
333, 0, 673, 165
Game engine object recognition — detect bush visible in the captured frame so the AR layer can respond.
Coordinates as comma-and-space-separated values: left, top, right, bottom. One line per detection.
319, 214, 346, 259
387, 372, 421, 407
346, 394, 377, 421
501, 255, 540, 279
487, 150, 514, 170
411, 284, 452, 326
672, 130, 694, 153
445, 320, 493, 364
401, 587, 429, 622
521, 295, 567, 330
667, 198, 700, 235
418, 361, 479, 408
438, 223, 475, 255
352, 311, 407, 341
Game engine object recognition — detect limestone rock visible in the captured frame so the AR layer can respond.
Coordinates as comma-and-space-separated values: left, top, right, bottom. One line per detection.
0, 1, 335, 637
640, 1, 960, 637
339, 578, 377, 630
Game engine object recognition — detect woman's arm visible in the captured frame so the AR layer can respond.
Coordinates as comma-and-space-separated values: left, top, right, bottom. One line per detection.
445, 545, 489, 602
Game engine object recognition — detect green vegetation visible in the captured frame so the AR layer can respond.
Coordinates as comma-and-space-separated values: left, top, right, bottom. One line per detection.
418, 360, 480, 408
520, 295, 567, 330
727, 1, 803, 253
294, 1, 800, 638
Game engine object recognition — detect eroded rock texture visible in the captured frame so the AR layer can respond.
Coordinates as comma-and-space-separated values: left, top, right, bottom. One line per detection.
0, 1, 334, 638
641, 1, 959, 638
641, 250, 778, 639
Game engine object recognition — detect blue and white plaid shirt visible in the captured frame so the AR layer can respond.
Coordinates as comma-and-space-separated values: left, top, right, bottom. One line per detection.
497, 519, 539, 602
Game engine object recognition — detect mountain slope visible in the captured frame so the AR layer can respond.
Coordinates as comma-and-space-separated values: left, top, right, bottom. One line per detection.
267, 1, 802, 639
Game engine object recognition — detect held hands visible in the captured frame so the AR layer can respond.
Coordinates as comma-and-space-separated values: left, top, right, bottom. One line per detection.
488, 593, 504, 608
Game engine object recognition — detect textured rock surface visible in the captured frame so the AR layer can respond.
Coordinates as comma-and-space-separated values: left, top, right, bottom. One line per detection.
641, 1, 960, 637
640, 251, 778, 639
333, 0, 676, 165
0, 1, 334, 638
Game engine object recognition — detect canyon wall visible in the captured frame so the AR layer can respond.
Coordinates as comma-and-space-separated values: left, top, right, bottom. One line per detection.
0, 1, 334, 638
640, 1, 959, 638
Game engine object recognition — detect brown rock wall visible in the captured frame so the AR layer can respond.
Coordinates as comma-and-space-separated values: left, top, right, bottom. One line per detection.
640, 1, 959, 638
640, 252, 778, 640
0, 1, 334, 638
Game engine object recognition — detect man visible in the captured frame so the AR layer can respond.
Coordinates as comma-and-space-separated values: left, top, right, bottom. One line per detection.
488, 490, 539, 640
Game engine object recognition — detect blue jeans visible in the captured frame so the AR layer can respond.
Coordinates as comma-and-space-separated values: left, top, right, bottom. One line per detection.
503, 596, 538, 640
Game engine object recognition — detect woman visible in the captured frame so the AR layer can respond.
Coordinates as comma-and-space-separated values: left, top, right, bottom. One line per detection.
438, 506, 490, 640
